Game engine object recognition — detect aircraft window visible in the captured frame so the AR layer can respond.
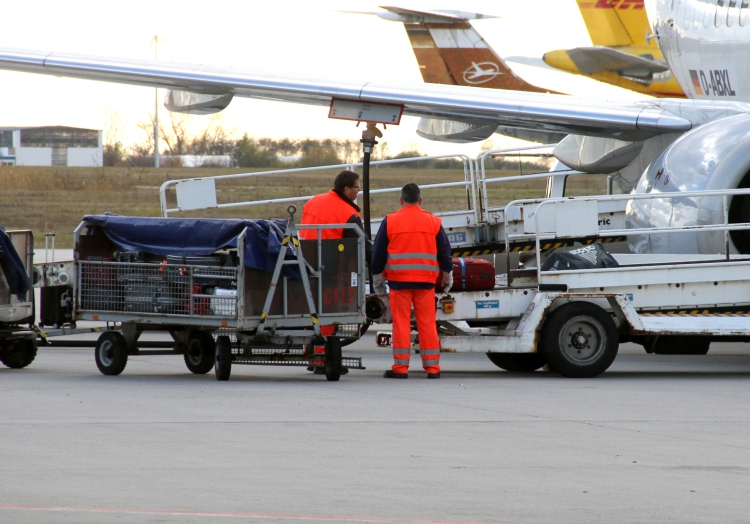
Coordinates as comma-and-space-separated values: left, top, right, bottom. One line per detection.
728, 0, 736, 26
0, 131, 12, 148
704, 0, 718, 27
716, 0, 726, 27
742, 0, 749, 26
685, 2, 698, 29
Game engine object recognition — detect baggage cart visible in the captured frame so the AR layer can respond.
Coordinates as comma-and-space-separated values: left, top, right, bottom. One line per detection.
0, 228, 36, 369
70, 206, 367, 381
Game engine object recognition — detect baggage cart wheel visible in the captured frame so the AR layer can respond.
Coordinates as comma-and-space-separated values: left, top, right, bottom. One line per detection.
95, 331, 128, 376
184, 330, 216, 374
540, 302, 618, 378
0, 337, 38, 369
486, 353, 546, 372
325, 336, 342, 382
215, 335, 232, 381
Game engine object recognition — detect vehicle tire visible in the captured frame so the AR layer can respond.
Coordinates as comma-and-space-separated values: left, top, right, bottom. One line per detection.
486, 353, 546, 372
215, 335, 232, 381
95, 331, 128, 376
0, 338, 38, 369
325, 336, 342, 382
652, 336, 710, 355
184, 330, 216, 374
540, 302, 618, 378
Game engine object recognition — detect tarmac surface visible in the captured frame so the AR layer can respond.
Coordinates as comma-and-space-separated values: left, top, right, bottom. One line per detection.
2, 336, 750, 524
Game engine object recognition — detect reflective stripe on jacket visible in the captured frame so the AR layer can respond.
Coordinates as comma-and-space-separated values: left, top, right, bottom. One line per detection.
382, 205, 442, 283
299, 190, 359, 240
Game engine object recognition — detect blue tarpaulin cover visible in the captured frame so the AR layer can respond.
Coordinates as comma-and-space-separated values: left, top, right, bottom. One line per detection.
0, 227, 31, 300
82, 215, 300, 277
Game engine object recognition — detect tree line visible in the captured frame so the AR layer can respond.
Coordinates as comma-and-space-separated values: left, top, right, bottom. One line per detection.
102, 111, 549, 172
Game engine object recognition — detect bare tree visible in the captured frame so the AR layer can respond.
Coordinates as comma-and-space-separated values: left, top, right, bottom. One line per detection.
161, 112, 192, 156
192, 114, 236, 155
100, 105, 126, 167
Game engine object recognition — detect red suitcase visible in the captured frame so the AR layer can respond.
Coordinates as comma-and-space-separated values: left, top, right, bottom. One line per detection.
438, 257, 495, 291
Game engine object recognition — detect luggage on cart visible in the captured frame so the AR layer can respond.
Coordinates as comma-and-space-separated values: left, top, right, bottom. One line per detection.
541, 244, 619, 271
445, 257, 495, 291
123, 281, 183, 314
80, 256, 118, 310
165, 253, 227, 267
116, 251, 145, 263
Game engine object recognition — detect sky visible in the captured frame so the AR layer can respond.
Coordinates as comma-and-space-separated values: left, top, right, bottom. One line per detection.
0, 0, 650, 158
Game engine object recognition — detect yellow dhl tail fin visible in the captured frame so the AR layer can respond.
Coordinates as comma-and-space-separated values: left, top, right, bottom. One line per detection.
576, 0, 650, 48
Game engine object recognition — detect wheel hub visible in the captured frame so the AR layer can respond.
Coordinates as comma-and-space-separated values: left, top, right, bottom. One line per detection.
560, 318, 603, 362
100, 342, 114, 366
570, 329, 590, 350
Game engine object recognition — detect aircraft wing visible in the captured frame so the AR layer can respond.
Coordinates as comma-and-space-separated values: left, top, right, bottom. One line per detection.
559, 47, 670, 76
0, 48, 690, 141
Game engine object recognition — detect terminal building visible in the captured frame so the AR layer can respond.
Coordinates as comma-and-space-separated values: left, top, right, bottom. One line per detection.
0, 126, 103, 167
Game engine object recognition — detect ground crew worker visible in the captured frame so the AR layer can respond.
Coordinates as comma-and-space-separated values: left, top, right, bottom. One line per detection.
370, 183, 453, 379
299, 170, 372, 265
300, 170, 372, 375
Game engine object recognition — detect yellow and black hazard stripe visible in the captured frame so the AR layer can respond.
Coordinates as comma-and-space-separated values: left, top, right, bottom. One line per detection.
282, 235, 300, 247
450, 236, 626, 257
639, 307, 750, 317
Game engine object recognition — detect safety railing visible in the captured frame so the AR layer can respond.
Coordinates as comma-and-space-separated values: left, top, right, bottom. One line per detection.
475, 144, 606, 223
503, 188, 750, 282
159, 154, 478, 225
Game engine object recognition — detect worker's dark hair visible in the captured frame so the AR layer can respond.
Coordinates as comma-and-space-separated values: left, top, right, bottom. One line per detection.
401, 183, 421, 204
334, 170, 360, 192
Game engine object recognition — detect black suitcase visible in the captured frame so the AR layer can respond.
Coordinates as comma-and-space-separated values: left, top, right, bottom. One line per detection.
115, 251, 145, 263
40, 286, 74, 327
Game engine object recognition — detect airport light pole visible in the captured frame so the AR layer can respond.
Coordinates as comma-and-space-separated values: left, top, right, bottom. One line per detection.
360, 123, 382, 241
151, 35, 162, 168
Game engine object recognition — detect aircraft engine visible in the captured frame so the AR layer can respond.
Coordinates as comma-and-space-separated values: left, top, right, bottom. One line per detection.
626, 113, 750, 254
164, 90, 233, 115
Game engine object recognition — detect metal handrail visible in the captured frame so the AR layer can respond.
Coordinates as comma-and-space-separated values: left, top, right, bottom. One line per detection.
475, 144, 561, 221
159, 153, 476, 223
502, 188, 750, 277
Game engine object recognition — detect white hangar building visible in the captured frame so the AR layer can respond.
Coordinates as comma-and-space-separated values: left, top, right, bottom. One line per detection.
0, 126, 102, 167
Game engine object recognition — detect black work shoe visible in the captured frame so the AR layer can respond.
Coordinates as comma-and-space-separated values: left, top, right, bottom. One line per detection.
384, 370, 408, 379
427, 372, 440, 379
313, 366, 349, 375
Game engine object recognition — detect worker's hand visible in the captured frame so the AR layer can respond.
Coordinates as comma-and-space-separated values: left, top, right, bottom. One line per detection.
372, 273, 388, 296
441, 271, 453, 294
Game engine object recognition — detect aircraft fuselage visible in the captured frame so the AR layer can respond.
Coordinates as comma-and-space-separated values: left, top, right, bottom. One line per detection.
651, 0, 750, 100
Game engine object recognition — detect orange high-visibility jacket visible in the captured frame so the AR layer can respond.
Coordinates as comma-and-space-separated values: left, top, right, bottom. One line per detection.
299, 190, 359, 240
382, 205, 442, 283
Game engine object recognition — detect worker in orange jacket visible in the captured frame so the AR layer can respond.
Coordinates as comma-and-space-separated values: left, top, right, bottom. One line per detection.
300, 170, 372, 375
370, 183, 453, 379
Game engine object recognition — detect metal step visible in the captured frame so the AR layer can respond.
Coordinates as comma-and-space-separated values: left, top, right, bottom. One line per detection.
231, 355, 365, 369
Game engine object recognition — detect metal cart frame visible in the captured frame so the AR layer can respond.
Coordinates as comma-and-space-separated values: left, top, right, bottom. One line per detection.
72, 207, 367, 381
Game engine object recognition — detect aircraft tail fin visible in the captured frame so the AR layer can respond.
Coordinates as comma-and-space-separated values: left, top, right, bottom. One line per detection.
575, 0, 650, 47
375, 6, 555, 93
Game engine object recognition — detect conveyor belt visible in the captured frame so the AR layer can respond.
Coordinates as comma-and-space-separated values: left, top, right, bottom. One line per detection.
451, 235, 626, 257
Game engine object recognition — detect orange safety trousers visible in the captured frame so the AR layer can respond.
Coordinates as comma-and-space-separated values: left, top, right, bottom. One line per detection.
390, 288, 440, 374
310, 325, 335, 365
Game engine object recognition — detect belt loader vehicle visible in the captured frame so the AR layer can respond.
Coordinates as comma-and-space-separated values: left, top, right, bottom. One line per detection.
369, 189, 750, 377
